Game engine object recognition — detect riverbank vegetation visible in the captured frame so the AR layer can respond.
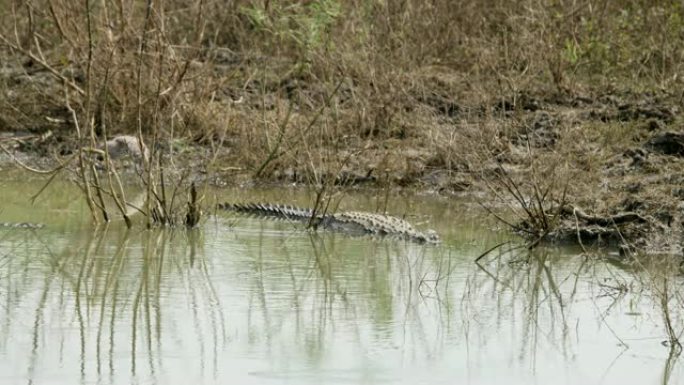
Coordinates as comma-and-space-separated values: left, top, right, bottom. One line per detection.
1, 1, 684, 249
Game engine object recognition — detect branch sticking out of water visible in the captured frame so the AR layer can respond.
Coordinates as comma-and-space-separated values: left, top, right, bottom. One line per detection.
480, 160, 569, 249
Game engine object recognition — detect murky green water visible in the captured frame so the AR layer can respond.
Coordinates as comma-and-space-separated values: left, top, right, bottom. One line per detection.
1, 172, 683, 384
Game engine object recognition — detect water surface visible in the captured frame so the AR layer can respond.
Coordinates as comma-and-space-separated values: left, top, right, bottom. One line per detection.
0, 172, 682, 384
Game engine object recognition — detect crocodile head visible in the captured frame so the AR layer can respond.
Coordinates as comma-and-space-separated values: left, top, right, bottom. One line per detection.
422, 229, 441, 244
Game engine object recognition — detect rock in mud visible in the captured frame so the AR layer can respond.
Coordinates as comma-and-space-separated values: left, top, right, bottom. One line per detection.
513, 111, 560, 148
618, 104, 675, 123
646, 131, 684, 156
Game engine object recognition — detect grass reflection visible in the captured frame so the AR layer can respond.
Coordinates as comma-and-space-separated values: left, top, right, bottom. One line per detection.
2, 215, 684, 384
471, 245, 684, 384
229, 225, 458, 368
0, 226, 226, 384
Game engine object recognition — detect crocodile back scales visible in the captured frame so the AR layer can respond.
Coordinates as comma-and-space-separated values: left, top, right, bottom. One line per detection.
219, 202, 439, 244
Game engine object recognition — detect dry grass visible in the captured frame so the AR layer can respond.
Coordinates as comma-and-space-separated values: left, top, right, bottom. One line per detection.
2, 1, 683, 163
1, 1, 684, 238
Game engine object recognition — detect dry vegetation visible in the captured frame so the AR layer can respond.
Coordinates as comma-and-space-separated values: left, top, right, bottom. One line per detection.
1, 1, 684, 248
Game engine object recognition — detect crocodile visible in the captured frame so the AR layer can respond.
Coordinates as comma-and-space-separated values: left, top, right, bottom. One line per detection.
0, 221, 45, 229
218, 202, 440, 244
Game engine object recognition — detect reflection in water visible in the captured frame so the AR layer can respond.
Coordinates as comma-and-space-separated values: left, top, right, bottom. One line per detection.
472, 246, 684, 385
237, 229, 456, 369
1, 178, 684, 384
0, 227, 226, 384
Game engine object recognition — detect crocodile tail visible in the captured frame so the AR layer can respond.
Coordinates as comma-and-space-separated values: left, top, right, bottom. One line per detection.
218, 202, 317, 222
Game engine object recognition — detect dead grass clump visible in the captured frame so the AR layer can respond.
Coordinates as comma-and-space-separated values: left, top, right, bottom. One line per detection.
2, 1, 683, 132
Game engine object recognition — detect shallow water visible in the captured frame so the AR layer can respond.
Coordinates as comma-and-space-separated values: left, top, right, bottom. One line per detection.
1, 172, 683, 384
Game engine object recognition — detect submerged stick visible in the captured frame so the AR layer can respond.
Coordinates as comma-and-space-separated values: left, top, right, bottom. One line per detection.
185, 182, 201, 227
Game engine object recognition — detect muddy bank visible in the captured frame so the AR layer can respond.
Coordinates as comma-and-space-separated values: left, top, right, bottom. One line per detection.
2, 56, 684, 255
